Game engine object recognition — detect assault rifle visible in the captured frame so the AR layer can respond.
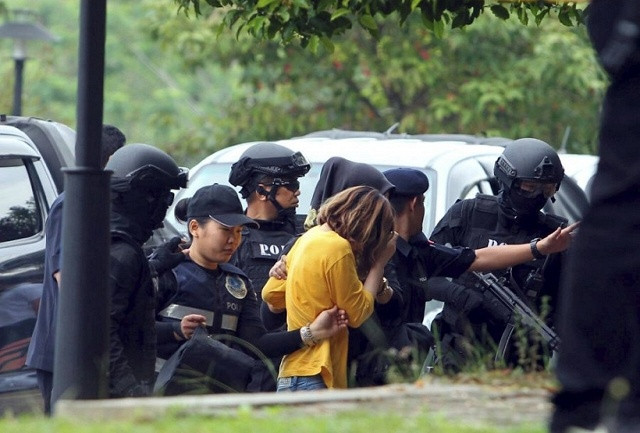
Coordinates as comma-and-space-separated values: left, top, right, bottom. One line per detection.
472, 271, 560, 359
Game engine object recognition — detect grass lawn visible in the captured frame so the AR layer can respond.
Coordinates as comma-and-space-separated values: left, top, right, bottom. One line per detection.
1, 408, 546, 433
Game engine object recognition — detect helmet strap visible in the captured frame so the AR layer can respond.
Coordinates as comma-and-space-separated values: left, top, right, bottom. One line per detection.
256, 184, 285, 213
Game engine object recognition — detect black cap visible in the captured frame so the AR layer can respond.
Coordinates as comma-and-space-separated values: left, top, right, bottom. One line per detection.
187, 184, 259, 228
383, 168, 429, 196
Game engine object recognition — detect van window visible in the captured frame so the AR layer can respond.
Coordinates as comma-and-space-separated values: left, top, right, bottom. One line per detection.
0, 159, 42, 243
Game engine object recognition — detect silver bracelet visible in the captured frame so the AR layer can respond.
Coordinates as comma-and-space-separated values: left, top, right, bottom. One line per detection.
300, 324, 317, 347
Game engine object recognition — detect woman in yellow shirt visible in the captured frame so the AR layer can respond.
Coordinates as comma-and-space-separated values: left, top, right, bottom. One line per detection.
262, 186, 397, 390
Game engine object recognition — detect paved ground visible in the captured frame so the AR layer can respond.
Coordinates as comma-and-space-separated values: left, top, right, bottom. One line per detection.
54, 380, 553, 427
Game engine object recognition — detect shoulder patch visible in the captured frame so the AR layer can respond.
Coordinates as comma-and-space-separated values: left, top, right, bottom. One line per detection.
225, 274, 248, 299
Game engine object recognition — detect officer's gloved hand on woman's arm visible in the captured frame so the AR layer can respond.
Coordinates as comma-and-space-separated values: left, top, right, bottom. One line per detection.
148, 236, 189, 276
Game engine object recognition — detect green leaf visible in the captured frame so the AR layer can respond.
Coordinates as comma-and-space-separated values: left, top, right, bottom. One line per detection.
516, 6, 529, 26
292, 0, 312, 9
359, 14, 378, 30
331, 8, 350, 21
490, 5, 509, 20
320, 36, 335, 53
433, 18, 445, 38
451, 11, 470, 29
277, 9, 290, 22
411, 0, 421, 10
308, 35, 319, 53
256, 0, 278, 8
558, 9, 573, 27
534, 9, 549, 26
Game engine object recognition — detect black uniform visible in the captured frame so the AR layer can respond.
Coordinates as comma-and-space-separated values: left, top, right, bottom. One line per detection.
429, 194, 566, 365
348, 233, 475, 386
382, 232, 476, 326
551, 1, 640, 430
229, 220, 296, 301
108, 230, 157, 398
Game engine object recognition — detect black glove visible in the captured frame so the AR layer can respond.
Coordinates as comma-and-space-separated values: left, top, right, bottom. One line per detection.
456, 289, 483, 313
148, 236, 186, 276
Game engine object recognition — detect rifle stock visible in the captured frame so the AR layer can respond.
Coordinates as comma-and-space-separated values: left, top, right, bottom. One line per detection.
472, 271, 560, 352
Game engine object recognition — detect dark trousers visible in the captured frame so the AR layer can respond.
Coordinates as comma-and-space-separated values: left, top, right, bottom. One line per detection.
36, 369, 53, 416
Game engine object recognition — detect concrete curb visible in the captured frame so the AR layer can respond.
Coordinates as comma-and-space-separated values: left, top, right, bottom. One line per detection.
55, 382, 551, 422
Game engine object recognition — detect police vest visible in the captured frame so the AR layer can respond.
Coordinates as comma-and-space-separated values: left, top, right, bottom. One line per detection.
448, 194, 567, 302
230, 226, 294, 297
451, 195, 567, 247
168, 261, 252, 338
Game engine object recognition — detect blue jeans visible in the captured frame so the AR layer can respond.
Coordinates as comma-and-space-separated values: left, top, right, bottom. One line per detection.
276, 374, 326, 392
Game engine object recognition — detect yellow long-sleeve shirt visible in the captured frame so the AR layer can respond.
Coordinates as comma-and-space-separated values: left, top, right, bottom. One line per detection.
262, 226, 375, 388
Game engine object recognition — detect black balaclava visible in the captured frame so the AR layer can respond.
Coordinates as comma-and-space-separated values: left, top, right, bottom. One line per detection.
498, 184, 547, 225
110, 182, 172, 244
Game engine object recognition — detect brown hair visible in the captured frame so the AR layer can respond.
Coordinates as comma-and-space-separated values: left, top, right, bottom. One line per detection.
317, 186, 395, 277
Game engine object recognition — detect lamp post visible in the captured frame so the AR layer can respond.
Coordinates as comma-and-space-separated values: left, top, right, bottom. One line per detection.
0, 9, 57, 116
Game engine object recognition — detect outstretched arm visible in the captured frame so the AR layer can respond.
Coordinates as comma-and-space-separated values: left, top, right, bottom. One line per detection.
469, 222, 578, 272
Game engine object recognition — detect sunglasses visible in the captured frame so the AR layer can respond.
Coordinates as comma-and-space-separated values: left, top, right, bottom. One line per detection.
266, 179, 300, 192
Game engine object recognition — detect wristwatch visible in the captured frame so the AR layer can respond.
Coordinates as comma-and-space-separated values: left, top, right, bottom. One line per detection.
530, 237, 545, 259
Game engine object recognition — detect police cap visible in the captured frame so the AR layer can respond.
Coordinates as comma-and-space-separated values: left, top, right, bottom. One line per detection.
383, 168, 429, 197
187, 184, 259, 228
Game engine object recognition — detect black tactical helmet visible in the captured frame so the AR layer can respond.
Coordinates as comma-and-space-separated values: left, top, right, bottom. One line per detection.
494, 138, 564, 191
229, 142, 310, 198
107, 143, 188, 192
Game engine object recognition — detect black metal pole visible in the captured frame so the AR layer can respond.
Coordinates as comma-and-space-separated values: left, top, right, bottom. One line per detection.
53, 0, 110, 408
12, 57, 24, 116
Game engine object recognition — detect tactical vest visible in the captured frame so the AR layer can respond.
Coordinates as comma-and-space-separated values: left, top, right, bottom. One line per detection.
168, 261, 252, 340
230, 226, 294, 298
445, 194, 567, 303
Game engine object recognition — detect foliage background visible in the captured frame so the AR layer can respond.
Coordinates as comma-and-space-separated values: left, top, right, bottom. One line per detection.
0, 0, 606, 166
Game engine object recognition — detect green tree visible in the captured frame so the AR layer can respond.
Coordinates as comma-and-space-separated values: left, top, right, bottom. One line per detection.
148, 4, 605, 155
173, 0, 587, 47
0, 0, 604, 166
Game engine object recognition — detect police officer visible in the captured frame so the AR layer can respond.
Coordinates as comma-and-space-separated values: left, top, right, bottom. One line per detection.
551, 1, 640, 431
228, 142, 310, 299
26, 125, 126, 413
155, 184, 348, 393
429, 138, 567, 370
105, 143, 187, 398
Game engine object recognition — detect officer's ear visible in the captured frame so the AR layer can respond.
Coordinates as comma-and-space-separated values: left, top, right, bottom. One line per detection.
188, 219, 200, 238
407, 196, 419, 213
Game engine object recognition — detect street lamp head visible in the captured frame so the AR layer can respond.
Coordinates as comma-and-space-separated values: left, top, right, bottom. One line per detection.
0, 9, 58, 115
0, 9, 58, 60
